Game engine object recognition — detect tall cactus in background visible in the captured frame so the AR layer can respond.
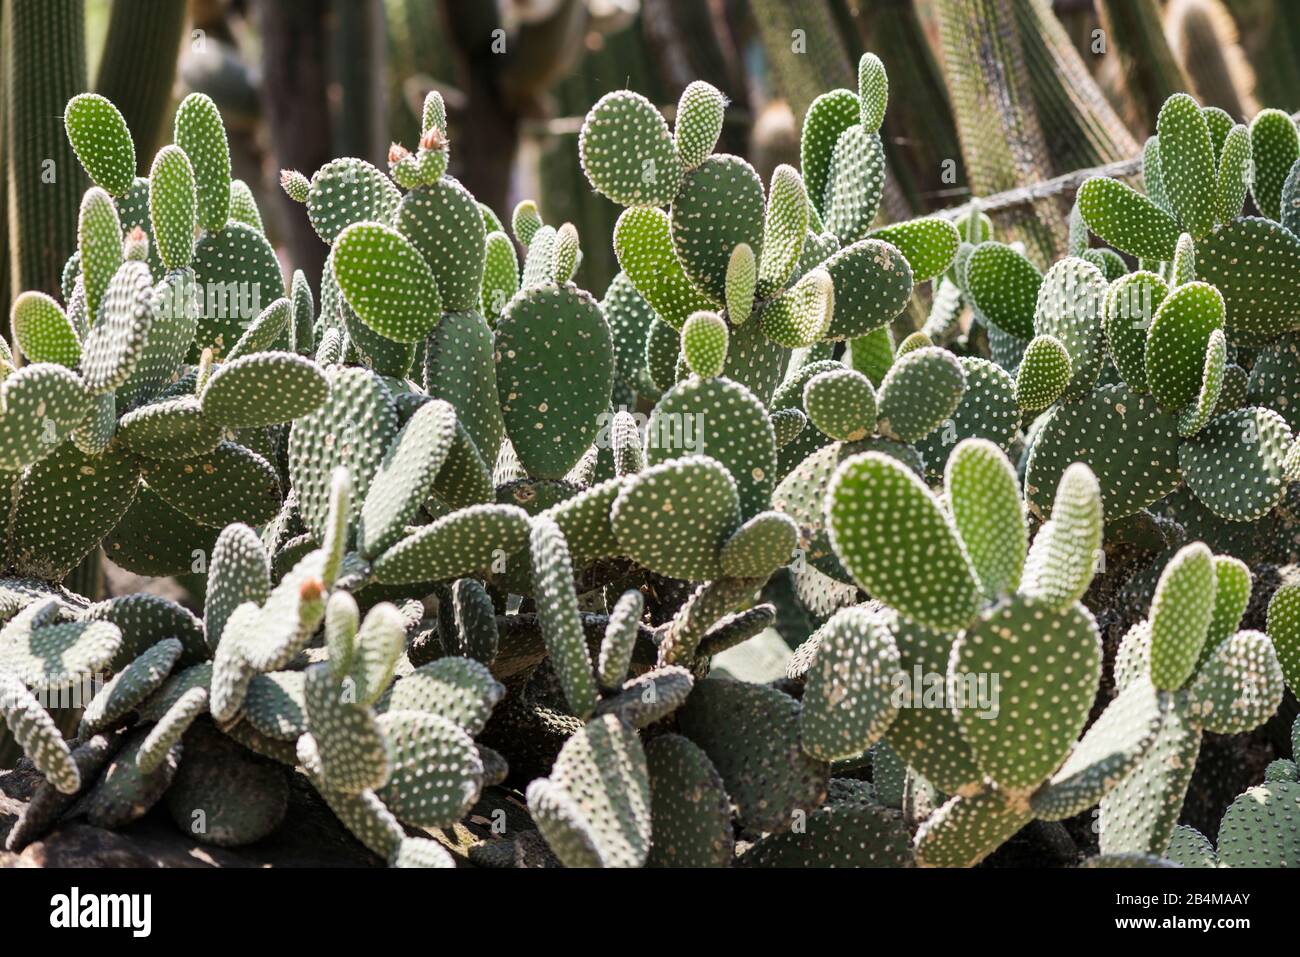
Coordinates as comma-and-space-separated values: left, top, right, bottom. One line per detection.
749, 0, 854, 121
1166, 0, 1260, 121
3, 0, 87, 298
95, 0, 188, 167
1011, 0, 1139, 171
831, 0, 964, 214
934, 0, 1062, 262
1097, 0, 1194, 134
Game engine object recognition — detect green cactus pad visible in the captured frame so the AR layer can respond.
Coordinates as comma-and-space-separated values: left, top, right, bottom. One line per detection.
719, 511, 797, 579
306, 158, 400, 244
1014, 335, 1070, 411
1075, 177, 1180, 261
611, 455, 740, 581
603, 272, 659, 398
1216, 123, 1251, 223
822, 126, 885, 245
946, 439, 1026, 600
1020, 463, 1102, 611
10, 292, 80, 368
82, 730, 180, 828
677, 676, 829, 833
375, 709, 483, 828
1103, 271, 1167, 394
869, 218, 959, 283
674, 81, 726, 170
0, 672, 81, 794
495, 283, 613, 480
914, 789, 1033, 868
383, 657, 504, 736
1179, 407, 1292, 522
680, 311, 728, 379
1157, 94, 1216, 239
741, 801, 911, 867
964, 242, 1041, 341
671, 154, 765, 302
821, 239, 913, 340
597, 590, 643, 689
142, 441, 280, 528
1147, 542, 1217, 690
0, 600, 121, 689
201, 351, 330, 429
83, 259, 154, 394
205, 522, 270, 652
297, 735, 403, 858
228, 178, 263, 232
758, 268, 834, 348
646, 375, 774, 518
915, 358, 1018, 479
725, 243, 757, 326
803, 368, 876, 442
952, 595, 1100, 792
225, 296, 291, 361
332, 222, 442, 343
757, 165, 808, 298
529, 517, 598, 719
578, 90, 682, 208
800, 89, 860, 220
1033, 258, 1106, 400
520, 225, 557, 289
174, 93, 232, 231
1215, 780, 1300, 867
289, 366, 399, 541
1146, 281, 1225, 412
1177, 329, 1226, 438
771, 407, 807, 447
1197, 218, 1300, 343
645, 733, 734, 867
0, 363, 90, 469
81, 592, 206, 669
79, 638, 182, 737
595, 665, 694, 729
481, 231, 520, 320
875, 346, 966, 443
1186, 629, 1283, 733
1283, 157, 1300, 236
1249, 109, 1300, 221
191, 222, 286, 358
1030, 676, 1163, 820
148, 145, 197, 270
826, 451, 980, 631
64, 94, 136, 196
553, 223, 579, 284
540, 475, 623, 566
800, 605, 901, 762
372, 503, 530, 584
396, 177, 485, 312
104, 485, 217, 577
304, 662, 391, 793
11, 443, 139, 581
360, 399, 457, 558
1025, 383, 1181, 521
528, 713, 652, 867
241, 671, 307, 740
613, 206, 714, 330
511, 200, 542, 247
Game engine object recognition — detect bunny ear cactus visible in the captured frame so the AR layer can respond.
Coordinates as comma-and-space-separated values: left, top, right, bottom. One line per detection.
815, 439, 1204, 866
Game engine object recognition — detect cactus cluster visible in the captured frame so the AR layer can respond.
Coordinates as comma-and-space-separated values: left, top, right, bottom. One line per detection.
4, 51, 1300, 870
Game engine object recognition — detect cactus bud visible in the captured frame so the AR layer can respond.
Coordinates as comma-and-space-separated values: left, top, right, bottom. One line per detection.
280, 168, 309, 203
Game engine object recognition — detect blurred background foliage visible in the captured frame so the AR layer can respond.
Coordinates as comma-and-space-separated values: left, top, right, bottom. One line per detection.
4, 0, 1300, 310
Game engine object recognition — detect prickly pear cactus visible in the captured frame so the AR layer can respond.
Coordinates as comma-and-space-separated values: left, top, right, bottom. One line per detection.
1, 58, 1297, 874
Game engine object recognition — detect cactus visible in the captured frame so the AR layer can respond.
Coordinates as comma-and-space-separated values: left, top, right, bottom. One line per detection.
2, 47, 1300, 873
